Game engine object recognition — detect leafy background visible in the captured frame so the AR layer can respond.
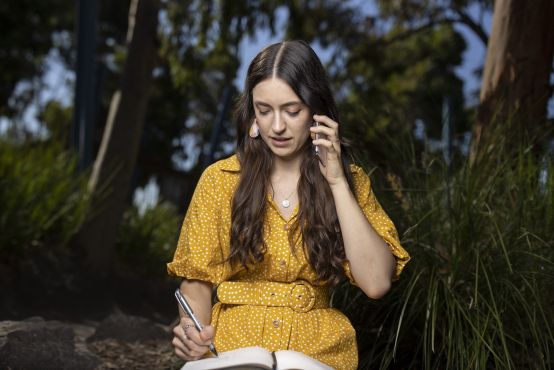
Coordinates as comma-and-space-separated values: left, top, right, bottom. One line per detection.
0, 0, 552, 369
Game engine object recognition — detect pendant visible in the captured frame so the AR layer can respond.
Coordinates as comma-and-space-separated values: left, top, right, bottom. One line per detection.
281, 199, 290, 208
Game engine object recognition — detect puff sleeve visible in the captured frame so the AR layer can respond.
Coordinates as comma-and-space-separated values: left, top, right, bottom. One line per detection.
167, 166, 229, 285
343, 166, 410, 283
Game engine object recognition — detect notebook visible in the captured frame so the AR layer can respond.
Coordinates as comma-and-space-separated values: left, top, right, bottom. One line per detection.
181, 346, 334, 370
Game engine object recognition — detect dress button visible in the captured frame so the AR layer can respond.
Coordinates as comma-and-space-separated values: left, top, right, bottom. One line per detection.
280, 260, 287, 267
273, 319, 280, 328
283, 224, 290, 230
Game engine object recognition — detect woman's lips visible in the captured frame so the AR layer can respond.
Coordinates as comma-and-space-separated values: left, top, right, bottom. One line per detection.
271, 137, 291, 147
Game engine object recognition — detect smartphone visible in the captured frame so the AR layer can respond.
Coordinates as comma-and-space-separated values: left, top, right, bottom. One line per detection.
313, 121, 320, 156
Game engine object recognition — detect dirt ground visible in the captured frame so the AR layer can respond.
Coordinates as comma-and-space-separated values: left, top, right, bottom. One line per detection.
89, 337, 183, 370
0, 249, 187, 370
0, 314, 185, 370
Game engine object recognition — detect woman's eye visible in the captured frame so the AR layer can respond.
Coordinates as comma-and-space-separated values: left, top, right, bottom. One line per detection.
287, 111, 300, 117
258, 110, 270, 116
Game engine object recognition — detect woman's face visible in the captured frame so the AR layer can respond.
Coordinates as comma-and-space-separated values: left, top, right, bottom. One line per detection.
252, 77, 312, 162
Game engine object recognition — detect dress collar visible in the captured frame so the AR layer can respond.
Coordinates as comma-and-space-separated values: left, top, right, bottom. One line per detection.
219, 154, 240, 172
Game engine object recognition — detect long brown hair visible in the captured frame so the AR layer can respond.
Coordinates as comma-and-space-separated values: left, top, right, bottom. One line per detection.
230, 40, 356, 285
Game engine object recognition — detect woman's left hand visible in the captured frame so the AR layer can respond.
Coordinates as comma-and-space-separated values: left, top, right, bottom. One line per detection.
310, 114, 346, 186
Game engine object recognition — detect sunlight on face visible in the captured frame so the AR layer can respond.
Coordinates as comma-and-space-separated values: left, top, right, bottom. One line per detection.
252, 78, 312, 162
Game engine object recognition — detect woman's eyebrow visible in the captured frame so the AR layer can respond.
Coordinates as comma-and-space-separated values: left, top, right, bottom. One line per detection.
254, 101, 302, 108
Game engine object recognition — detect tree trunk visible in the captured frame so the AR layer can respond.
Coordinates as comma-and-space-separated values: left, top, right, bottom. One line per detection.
77, 0, 159, 277
470, 0, 554, 162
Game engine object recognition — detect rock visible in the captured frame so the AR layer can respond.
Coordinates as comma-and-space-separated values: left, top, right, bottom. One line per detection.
88, 312, 169, 343
0, 313, 177, 370
0, 324, 100, 370
0, 316, 97, 350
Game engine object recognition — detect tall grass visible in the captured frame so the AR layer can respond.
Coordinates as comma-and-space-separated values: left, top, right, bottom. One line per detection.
0, 139, 89, 253
334, 130, 554, 369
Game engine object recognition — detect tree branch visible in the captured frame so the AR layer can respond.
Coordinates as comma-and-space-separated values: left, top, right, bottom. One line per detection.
375, 18, 455, 46
372, 11, 488, 49
453, 8, 489, 46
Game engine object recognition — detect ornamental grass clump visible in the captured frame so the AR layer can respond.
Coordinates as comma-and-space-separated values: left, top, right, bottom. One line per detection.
334, 127, 554, 369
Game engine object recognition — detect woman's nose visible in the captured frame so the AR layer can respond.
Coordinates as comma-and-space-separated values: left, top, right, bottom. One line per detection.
272, 114, 286, 133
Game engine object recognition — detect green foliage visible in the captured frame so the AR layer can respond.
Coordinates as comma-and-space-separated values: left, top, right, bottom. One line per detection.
338, 23, 468, 166
116, 201, 181, 276
0, 0, 472, 191
0, 140, 89, 253
333, 129, 554, 369
37, 100, 73, 144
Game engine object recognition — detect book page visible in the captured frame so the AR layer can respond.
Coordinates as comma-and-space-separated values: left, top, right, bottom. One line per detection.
274, 350, 335, 370
181, 346, 274, 370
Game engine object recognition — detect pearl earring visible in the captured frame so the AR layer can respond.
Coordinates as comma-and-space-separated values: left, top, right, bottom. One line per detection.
249, 121, 260, 138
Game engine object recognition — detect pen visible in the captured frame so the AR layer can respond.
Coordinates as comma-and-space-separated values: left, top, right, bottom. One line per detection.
174, 288, 219, 357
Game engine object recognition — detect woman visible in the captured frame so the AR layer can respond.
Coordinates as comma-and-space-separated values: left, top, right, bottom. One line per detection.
168, 40, 410, 370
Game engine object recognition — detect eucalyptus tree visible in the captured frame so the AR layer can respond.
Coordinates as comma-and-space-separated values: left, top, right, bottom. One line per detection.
472, 0, 554, 161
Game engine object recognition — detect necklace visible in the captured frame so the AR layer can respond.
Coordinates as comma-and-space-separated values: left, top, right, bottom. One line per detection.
270, 183, 296, 208
280, 189, 296, 208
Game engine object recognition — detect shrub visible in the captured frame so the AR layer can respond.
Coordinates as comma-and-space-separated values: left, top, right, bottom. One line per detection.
116, 201, 181, 276
0, 140, 89, 253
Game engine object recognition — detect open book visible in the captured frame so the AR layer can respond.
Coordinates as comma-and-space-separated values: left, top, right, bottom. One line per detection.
181, 346, 334, 370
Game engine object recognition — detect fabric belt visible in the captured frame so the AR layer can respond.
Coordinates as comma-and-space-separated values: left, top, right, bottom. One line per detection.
216, 280, 329, 313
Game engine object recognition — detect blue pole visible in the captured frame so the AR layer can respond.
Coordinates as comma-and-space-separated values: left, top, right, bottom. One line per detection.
72, 0, 97, 171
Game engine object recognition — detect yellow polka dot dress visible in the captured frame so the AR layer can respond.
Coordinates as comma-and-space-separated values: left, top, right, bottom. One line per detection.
167, 155, 410, 370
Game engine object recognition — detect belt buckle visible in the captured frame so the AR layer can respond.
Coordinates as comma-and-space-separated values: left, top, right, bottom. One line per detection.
289, 280, 316, 313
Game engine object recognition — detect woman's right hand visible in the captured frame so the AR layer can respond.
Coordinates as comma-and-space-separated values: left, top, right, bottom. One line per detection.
172, 316, 216, 361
